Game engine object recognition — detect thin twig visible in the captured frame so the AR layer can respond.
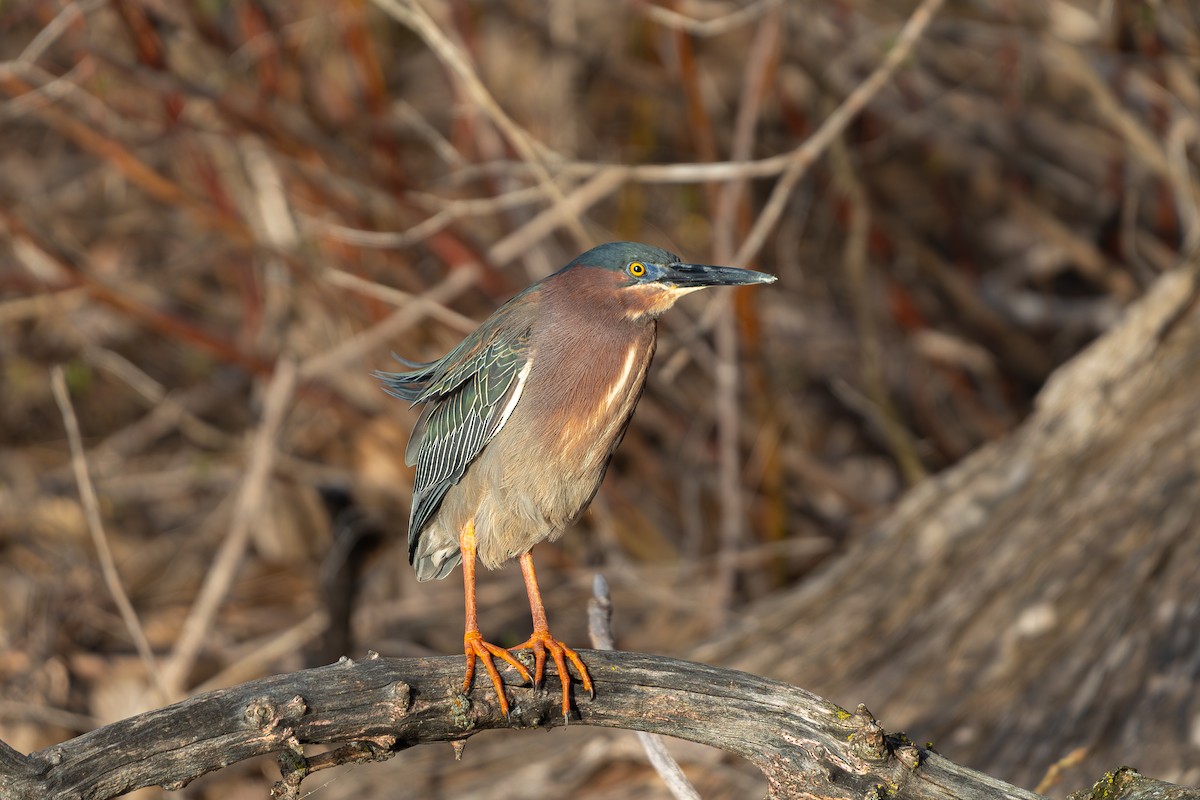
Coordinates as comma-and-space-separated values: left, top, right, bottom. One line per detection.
0, 60, 146, 136
710, 6, 782, 623
0, 71, 248, 244
830, 134, 926, 485
78, 348, 238, 471
192, 611, 329, 694
161, 359, 298, 696
321, 267, 478, 334
1167, 116, 1200, 251
17, 0, 105, 65
392, 98, 467, 167
487, 169, 627, 270
299, 265, 479, 380
306, 209, 457, 250
712, 7, 780, 263
371, 0, 591, 250
242, 137, 298, 249
50, 366, 168, 702
301, 184, 548, 254
1046, 38, 1200, 230
0, 700, 99, 734
0, 286, 88, 323
588, 575, 702, 800
733, 0, 947, 267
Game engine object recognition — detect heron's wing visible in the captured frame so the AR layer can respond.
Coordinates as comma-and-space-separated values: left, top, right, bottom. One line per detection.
393, 323, 533, 562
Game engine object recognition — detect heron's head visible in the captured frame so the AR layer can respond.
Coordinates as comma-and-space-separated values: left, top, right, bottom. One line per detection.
558, 241, 776, 322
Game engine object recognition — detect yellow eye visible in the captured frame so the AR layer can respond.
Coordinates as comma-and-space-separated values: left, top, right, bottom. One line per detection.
628, 262, 646, 277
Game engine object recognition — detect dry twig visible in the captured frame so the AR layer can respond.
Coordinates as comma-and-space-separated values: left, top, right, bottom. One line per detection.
50, 367, 167, 702
588, 575, 701, 800
161, 360, 298, 696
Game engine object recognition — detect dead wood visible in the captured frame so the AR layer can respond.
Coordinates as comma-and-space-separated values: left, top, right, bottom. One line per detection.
696, 253, 1200, 791
1, 650, 1191, 800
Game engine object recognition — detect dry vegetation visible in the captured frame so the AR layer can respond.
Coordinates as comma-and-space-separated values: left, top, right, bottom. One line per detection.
2, 0, 1199, 798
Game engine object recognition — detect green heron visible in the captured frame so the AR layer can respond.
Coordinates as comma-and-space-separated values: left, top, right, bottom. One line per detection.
378, 241, 774, 717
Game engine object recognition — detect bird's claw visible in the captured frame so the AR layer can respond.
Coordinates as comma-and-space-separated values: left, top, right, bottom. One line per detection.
510, 629, 593, 717
463, 630, 533, 718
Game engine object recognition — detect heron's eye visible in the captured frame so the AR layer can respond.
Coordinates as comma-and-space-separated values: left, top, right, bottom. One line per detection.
628, 262, 646, 278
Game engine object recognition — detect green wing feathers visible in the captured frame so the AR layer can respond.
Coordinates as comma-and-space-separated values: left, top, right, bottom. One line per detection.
376, 323, 533, 563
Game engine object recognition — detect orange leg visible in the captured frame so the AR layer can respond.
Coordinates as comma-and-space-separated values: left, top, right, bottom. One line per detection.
460, 521, 531, 716
510, 551, 594, 717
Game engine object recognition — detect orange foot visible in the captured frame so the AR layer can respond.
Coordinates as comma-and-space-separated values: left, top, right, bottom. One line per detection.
510, 628, 594, 717
463, 630, 532, 717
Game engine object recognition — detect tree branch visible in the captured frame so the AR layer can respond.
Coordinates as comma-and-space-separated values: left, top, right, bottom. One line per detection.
2, 651, 1193, 799
0, 650, 1106, 800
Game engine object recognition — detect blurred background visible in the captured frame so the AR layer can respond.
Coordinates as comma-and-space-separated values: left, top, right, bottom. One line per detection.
2, 0, 1198, 797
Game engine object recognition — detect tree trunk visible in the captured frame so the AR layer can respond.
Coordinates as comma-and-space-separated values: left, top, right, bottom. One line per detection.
695, 254, 1200, 792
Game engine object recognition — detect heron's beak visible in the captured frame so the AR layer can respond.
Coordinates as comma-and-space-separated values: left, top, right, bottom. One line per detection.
661, 262, 777, 288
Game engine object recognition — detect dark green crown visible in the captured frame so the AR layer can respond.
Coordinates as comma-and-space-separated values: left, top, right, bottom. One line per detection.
562, 242, 680, 273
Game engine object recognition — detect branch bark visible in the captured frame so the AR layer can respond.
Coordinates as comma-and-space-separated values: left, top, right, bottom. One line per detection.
0, 652, 1192, 800
0, 652, 999, 799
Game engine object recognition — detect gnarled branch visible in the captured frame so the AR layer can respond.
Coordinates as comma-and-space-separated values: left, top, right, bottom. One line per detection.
4, 651, 1183, 800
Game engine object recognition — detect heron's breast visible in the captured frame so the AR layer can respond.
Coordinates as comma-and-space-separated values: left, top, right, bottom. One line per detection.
552, 338, 652, 463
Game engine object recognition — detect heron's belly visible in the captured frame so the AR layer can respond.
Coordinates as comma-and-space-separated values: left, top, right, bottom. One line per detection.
415, 406, 637, 573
